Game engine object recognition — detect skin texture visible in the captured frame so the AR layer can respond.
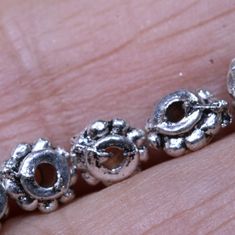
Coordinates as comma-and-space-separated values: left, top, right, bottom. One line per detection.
0, 0, 235, 234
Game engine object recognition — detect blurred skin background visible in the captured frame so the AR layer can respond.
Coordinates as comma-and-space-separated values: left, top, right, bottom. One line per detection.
0, 0, 235, 234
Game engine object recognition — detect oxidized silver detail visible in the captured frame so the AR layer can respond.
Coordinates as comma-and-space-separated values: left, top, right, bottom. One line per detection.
146, 89, 232, 157
227, 58, 235, 102
1, 138, 77, 213
71, 119, 147, 186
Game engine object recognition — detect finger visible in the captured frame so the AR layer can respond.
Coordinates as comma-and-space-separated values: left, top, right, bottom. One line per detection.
0, 0, 234, 211
2, 131, 235, 235
0, 0, 234, 158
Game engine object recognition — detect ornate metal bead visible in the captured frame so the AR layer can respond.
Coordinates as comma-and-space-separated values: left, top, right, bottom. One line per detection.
146, 89, 232, 157
71, 119, 148, 186
0, 181, 8, 226
1, 138, 77, 213
227, 58, 235, 102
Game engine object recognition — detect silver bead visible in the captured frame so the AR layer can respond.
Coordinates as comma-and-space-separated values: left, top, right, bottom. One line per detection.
71, 119, 147, 186
1, 138, 76, 213
0, 181, 8, 226
146, 89, 232, 157
227, 58, 235, 104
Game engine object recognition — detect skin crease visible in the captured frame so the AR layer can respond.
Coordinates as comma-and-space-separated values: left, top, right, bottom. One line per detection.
0, 0, 234, 234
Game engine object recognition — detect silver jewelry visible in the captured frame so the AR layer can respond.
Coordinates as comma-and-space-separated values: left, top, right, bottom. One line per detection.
146, 89, 232, 157
1, 138, 77, 213
71, 119, 147, 186
227, 58, 235, 102
0, 181, 8, 225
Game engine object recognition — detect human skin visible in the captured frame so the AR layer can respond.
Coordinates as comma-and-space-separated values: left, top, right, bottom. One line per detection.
0, 0, 235, 234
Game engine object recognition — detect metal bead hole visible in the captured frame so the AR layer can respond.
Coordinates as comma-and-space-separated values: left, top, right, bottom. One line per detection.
101, 147, 125, 170
35, 163, 57, 188
165, 101, 185, 123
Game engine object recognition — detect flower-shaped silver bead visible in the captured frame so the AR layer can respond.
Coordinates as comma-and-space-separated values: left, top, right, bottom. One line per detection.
71, 119, 147, 186
146, 89, 232, 157
0, 181, 8, 228
1, 138, 77, 213
227, 58, 235, 103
